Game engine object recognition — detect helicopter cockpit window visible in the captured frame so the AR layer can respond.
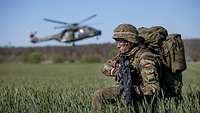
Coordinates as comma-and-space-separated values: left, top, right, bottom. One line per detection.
84, 27, 91, 33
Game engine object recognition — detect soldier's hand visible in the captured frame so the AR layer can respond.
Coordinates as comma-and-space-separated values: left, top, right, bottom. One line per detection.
107, 59, 119, 68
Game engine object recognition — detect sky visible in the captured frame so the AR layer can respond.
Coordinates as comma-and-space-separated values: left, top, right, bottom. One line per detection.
0, 0, 200, 47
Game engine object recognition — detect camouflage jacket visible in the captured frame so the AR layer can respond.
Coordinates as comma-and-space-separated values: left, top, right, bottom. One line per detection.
102, 46, 161, 96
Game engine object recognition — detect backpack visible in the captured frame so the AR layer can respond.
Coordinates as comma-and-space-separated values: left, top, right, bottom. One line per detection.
138, 26, 168, 48
138, 26, 187, 97
162, 34, 187, 73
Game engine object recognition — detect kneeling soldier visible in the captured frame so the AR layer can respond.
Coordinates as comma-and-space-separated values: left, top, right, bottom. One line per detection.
92, 24, 161, 112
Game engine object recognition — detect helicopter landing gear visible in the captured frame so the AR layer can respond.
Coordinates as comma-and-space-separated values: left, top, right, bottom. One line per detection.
96, 36, 99, 40
72, 42, 75, 46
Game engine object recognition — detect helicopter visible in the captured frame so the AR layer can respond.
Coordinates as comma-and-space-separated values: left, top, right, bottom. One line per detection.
30, 14, 101, 46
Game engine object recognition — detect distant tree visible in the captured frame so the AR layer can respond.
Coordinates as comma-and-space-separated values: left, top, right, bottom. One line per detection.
52, 55, 65, 63
28, 52, 44, 64
184, 39, 200, 61
17, 53, 30, 63
80, 54, 101, 63
0, 55, 4, 63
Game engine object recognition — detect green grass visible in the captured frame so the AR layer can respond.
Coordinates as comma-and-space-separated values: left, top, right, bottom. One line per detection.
0, 63, 199, 113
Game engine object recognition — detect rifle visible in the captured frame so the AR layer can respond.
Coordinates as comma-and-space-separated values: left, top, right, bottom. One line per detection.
116, 54, 134, 106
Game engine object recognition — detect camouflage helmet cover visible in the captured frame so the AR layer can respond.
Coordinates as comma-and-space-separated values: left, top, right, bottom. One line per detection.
112, 24, 139, 43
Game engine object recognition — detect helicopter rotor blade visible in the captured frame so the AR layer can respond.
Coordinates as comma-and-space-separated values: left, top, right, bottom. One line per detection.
78, 14, 97, 25
54, 26, 68, 29
87, 22, 103, 26
44, 18, 68, 25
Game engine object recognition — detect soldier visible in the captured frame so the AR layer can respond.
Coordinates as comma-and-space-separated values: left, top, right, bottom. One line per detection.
92, 24, 161, 112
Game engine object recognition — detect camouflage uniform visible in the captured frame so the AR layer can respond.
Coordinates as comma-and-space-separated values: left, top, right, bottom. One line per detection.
92, 24, 161, 112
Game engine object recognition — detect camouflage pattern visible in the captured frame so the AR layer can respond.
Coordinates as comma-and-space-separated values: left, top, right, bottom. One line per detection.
161, 34, 186, 97
101, 57, 119, 77
92, 86, 121, 113
30, 33, 62, 43
112, 24, 139, 44
123, 47, 160, 95
138, 26, 186, 98
162, 34, 187, 73
161, 67, 182, 97
102, 47, 161, 95
93, 46, 161, 112
92, 24, 161, 112
138, 26, 168, 47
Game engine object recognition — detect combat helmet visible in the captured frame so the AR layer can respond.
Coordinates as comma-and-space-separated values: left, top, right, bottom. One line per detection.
112, 24, 139, 43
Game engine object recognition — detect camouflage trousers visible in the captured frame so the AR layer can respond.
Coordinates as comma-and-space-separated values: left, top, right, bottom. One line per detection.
92, 86, 121, 113
92, 86, 158, 113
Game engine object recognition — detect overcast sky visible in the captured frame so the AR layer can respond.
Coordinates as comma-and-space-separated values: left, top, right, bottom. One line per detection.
0, 0, 199, 47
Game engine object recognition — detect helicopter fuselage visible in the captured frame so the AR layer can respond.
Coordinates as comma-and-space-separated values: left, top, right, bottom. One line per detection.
60, 26, 101, 43
30, 14, 101, 45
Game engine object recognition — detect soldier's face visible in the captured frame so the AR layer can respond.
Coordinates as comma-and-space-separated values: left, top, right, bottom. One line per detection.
116, 40, 132, 54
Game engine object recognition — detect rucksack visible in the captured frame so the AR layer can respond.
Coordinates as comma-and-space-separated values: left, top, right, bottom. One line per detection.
162, 34, 187, 73
138, 26, 168, 48
138, 26, 187, 97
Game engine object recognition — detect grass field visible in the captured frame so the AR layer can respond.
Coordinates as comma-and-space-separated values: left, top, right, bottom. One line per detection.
0, 63, 199, 113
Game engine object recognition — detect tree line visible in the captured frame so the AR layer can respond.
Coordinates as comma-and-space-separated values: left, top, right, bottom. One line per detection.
0, 43, 116, 63
0, 39, 200, 63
